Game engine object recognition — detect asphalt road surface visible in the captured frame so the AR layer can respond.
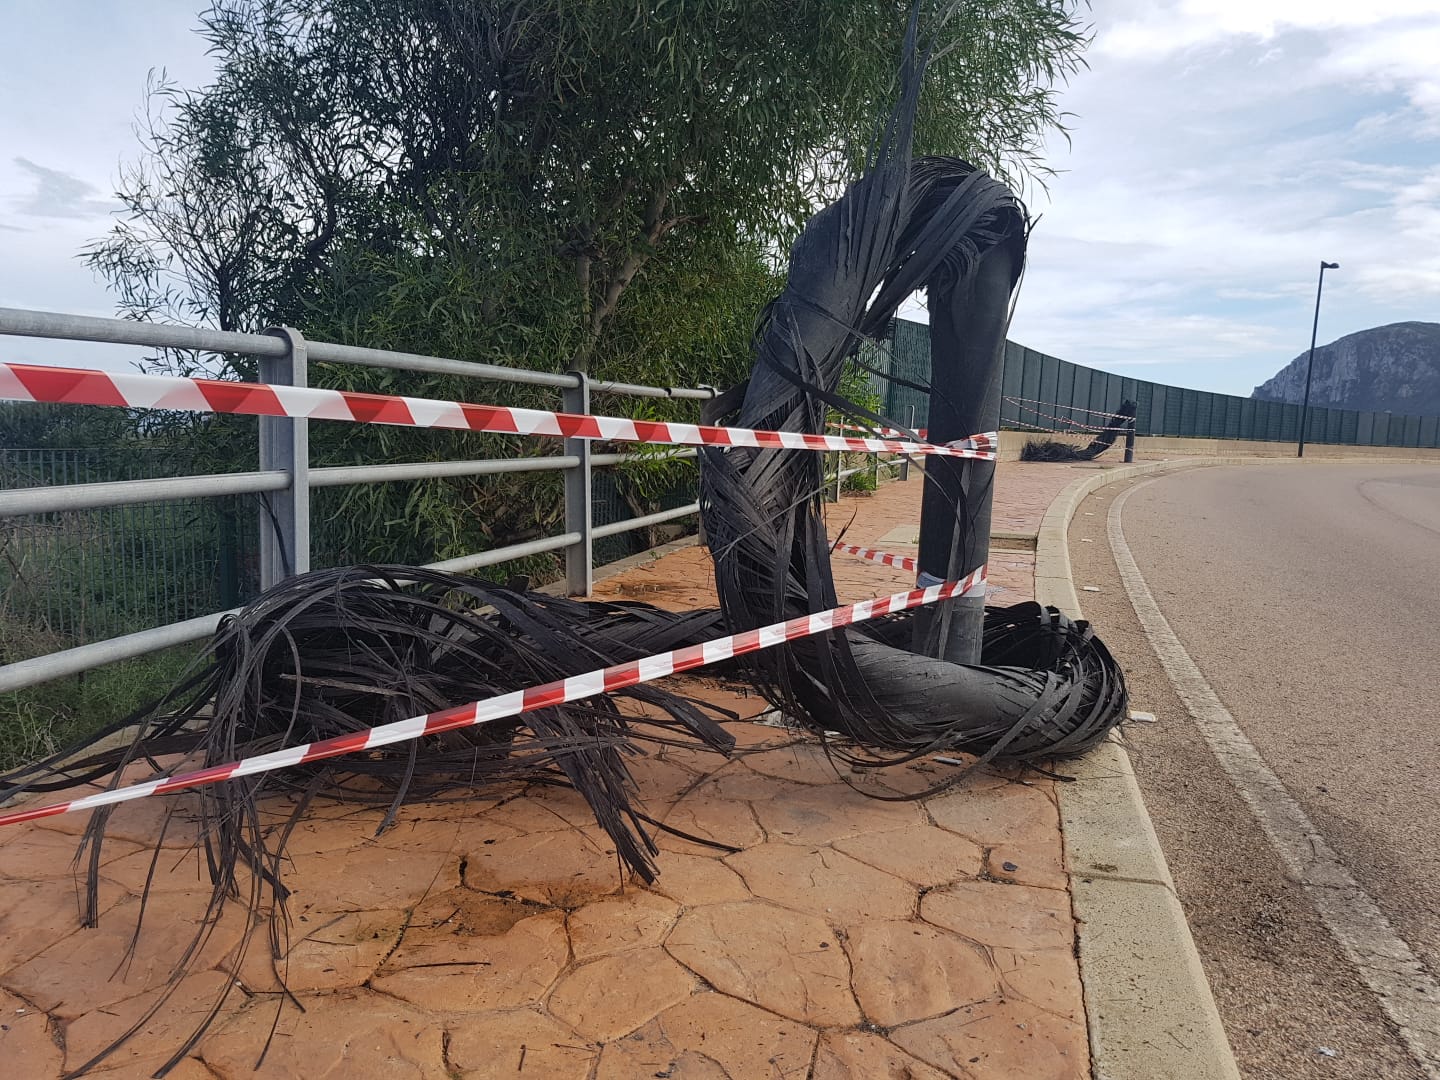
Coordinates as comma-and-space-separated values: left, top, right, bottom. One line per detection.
1068, 462, 1440, 1080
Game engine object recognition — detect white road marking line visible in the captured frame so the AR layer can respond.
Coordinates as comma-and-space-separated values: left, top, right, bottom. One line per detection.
1108, 479, 1440, 1077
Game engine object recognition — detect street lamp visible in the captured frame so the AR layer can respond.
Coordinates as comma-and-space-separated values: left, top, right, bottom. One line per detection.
1298, 260, 1340, 458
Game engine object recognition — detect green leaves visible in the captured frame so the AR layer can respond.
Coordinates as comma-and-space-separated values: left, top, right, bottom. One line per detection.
83, 0, 1089, 573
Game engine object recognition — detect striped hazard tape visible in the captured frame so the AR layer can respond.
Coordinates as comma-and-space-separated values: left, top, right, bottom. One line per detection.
832, 422, 930, 440
0, 363, 996, 461
0, 565, 985, 828
831, 543, 916, 573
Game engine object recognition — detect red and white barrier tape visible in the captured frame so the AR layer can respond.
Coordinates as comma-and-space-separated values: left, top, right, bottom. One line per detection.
1003, 395, 1131, 422
0, 566, 985, 828
1005, 400, 1098, 432
832, 422, 930, 440
1008, 417, 1109, 437
832, 543, 916, 573
0, 363, 995, 462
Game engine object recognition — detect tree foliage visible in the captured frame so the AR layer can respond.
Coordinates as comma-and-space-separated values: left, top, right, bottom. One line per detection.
86, 0, 1088, 569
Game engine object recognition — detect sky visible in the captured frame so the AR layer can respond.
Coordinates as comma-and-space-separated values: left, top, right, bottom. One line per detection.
1, 1, 1438, 396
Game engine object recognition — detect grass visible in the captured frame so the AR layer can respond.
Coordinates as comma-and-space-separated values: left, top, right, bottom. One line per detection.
0, 645, 201, 775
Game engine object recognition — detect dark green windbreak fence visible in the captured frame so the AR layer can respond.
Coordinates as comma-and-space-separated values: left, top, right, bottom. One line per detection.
868, 318, 1440, 449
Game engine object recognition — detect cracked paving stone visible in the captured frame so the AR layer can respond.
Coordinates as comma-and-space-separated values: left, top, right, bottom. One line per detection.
740, 743, 848, 786
285, 841, 462, 914
520, 784, 618, 831
811, 1031, 951, 1080
370, 910, 567, 1012
725, 843, 915, 927
444, 1008, 597, 1078
462, 830, 623, 907
28, 793, 201, 849
992, 946, 1085, 1024
750, 783, 925, 844
647, 746, 734, 777
986, 841, 1067, 891
0, 986, 63, 1078
60, 970, 231, 1078
656, 795, 766, 856
548, 949, 697, 1040
641, 852, 751, 906
567, 890, 680, 961
477, 794, 603, 836
0, 876, 123, 972
2, 894, 244, 1018
890, 997, 1089, 1080
832, 825, 985, 887
230, 908, 406, 993
625, 755, 707, 809
199, 988, 449, 1078
848, 920, 998, 1027
681, 764, 795, 803
0, 833, 146, 882
665, 900, 859, 1026
920, 879, 1075, 952
89, 846, 219, 907
594, 991, 816, 1080
393, 886, 536, 956
926, 780, 1059, 848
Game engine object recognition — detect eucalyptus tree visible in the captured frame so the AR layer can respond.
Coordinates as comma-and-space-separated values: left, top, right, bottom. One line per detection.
87, 0, 1088, 566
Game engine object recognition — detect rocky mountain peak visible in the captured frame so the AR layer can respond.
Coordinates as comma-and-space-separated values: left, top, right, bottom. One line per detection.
1251, 322, 1440, 415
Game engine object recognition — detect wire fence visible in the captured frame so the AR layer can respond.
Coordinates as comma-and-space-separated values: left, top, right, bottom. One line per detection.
0, 445, 698, 665
0, 449, 256, 664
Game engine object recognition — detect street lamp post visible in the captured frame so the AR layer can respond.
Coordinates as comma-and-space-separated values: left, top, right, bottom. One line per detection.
1298, 260, 1340, 458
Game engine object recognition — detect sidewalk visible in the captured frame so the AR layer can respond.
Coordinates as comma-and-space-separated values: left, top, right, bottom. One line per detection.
1, 462, 1104, 1080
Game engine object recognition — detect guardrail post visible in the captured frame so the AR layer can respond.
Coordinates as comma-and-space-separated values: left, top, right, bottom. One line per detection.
900, 404, 916, 481
563, 372, 593, 596
259, 326, 310, 590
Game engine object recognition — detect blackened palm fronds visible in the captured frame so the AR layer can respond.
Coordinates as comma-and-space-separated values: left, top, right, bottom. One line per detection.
7, 567, 736, 884
696, 24, 1126, 769
0, 15, 1130, 1075
1020, 399, 1138, 461
854, 602, 1128, 766
1, 567, 741, 1076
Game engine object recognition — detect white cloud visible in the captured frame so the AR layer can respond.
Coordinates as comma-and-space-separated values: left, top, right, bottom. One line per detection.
10, 157, 118, 219
1004, 1, 1440, 395
0, 1, 1435, 399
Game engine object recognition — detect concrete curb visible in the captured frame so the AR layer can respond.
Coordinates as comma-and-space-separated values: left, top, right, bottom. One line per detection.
1034, 457, 1246, 1080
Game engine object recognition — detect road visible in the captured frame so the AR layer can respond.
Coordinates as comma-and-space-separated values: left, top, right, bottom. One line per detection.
1067, 462, 1440, 1080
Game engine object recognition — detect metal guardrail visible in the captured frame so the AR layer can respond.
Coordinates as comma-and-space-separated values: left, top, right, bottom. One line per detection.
0, 307, 717, 693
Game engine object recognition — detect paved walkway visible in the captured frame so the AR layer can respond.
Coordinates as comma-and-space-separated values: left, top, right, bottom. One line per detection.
0, 462, 1101, 1080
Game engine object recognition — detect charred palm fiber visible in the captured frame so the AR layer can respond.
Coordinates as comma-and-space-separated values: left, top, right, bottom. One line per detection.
0, 12, 1127, 1075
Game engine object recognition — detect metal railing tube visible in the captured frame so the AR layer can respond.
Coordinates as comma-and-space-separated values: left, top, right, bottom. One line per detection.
561, 372, 593, 596
0, 471, 290, 518
258, 327, 310, 588
589, 380, 718, 400
591, 502, 700, 540
0, 307, 286, 357
305, 340, 579, 390
0, 612, 234, 695
424, 532, 583, 575
309, 456, 578, 488
589, 448, 698, 466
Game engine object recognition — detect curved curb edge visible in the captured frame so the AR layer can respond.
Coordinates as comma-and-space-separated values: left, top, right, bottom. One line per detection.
1036, 457, 1246, 1080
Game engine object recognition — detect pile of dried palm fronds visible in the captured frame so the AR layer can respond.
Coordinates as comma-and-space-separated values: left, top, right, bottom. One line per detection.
0, 13, 1128, 1075
1020, 399, 1138, 461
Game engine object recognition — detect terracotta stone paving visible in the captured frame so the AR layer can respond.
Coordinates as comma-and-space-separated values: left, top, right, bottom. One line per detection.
0, 462, 1099, 1079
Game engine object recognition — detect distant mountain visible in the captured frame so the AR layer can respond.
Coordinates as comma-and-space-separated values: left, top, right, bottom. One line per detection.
1251, 322, 1440, 416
